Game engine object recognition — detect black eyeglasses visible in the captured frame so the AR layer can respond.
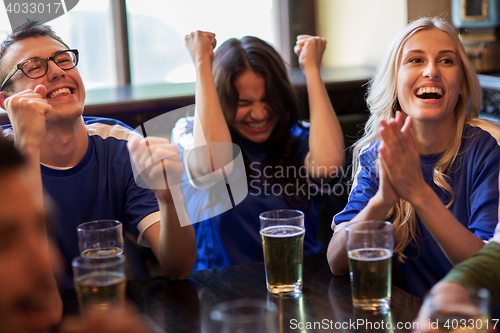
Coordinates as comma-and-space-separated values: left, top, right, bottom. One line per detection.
0, 49, 79, 91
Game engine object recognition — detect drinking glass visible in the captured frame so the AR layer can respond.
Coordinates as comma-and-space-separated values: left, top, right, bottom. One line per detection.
77, 220, 124, 257
259, 210, 305, 295
72, 254, 127, 312
345, 220, 393, 311
209, 299, 278, 333
426, 287, 490, 333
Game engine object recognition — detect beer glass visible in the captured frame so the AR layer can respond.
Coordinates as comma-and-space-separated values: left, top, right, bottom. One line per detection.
72, 254, 127, 312
77, 220, 124, 257
209, 299, 278, 333
345, 220, 393, 311
259, 209, 305, 295
426, 287, 490, 333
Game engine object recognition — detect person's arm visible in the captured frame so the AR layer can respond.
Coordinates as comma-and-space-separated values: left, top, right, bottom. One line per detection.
378, 114, 485, 265
184, 31, 233, 179
127, 136, 196, 279
294, 36, 344, 182
0, 85, 51, 207
441, 240, 500, 308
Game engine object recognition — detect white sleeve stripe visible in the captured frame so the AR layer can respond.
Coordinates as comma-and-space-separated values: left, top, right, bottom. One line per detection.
86, 122, 142, 141
468, 118, 500, 146
136, 211, 161, 247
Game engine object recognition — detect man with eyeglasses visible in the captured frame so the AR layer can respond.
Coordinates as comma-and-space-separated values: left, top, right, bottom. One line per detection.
0, 21, 196, 288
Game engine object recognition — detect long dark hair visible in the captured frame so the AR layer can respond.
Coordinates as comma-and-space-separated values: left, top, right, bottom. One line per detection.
212, 36, 310, 209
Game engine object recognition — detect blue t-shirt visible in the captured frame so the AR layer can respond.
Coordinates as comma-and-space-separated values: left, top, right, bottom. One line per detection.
334, 121, 500, 298
172, 117, 324, 270
2, 117, 160, 288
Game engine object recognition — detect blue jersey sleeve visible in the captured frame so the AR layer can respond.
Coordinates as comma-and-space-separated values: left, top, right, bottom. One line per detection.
333, 142, 380, 228
461, 128, 500, 240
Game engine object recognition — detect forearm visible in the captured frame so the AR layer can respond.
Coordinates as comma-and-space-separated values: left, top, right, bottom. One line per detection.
191, 60, 232, 176
153, 199, 196, 279
327, 196, 393, 276
19, 144, 44, 208
442, 241, 500, 308
304, 67, 345, 180
411, 186, 485, 265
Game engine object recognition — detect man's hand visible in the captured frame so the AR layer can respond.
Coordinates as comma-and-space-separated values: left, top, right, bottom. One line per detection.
127, 136, 183, 204
58, 303, 151, 333
0, 84, 51, 155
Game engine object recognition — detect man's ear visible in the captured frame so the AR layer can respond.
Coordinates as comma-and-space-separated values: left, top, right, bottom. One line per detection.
0, 91, 9, 111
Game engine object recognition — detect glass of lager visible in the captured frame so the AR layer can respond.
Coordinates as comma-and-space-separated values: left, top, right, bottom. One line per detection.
259, 209, 305, 295
345, 220, 393, 311
72, 254, 127, 312
77, 220, 124, 257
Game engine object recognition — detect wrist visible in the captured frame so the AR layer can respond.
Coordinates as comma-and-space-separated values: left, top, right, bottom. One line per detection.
301, 65, 321, 78
408, 183, 435, 211
194, 57, 213, 71
369, 193, 395, 216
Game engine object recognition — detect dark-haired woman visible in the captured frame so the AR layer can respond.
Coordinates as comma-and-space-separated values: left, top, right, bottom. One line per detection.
171, 31, 344, 270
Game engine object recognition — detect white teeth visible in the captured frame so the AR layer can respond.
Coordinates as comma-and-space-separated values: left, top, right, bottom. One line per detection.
49, 88, 71, 99
416, 87, 443, 96
246, 120, 267, 129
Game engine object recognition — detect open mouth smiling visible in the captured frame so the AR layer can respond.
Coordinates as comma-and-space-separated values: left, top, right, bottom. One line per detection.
47, 87, 74, 99
245, 120, 269, 129
416, 87, 443, 100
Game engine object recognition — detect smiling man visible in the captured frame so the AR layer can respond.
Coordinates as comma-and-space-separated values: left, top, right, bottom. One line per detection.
0, 22, 196, 288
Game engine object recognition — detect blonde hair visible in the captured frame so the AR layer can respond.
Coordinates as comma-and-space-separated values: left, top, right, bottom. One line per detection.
352, 17, 482, 261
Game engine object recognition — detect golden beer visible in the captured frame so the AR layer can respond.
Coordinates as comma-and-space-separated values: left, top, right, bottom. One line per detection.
81, 247, 123, 257
260, 225, 305, 294
348, 248, 392, 311
75, 271, 126, 311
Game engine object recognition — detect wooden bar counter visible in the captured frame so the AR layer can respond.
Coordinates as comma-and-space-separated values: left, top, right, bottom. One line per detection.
61, 254, 422, 333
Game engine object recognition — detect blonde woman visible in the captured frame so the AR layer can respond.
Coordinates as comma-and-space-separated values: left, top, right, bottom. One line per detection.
327, 17, 500, 298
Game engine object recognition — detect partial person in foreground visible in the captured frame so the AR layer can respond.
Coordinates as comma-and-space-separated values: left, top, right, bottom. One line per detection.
173, 31, 345, 270
0, 21, 196, 287
327, 16, 500, 298
0, 135, 150, 333
413, 221, 500, 332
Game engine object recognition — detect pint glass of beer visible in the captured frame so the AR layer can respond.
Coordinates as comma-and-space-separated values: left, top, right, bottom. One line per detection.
345, 220, 393, 311
259, 210, 305, 295
77, 220, 124, 257
72, 254, 127, 312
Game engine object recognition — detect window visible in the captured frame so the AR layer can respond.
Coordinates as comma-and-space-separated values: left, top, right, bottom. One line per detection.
1, 0, 290, 89
49, 0, 117, 90
126, 0, 276, 85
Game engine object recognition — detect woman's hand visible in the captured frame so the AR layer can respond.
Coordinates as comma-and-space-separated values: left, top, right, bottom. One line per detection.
294, 35, 326, 71
378, 112, 429, 205
185, 31, 217, 66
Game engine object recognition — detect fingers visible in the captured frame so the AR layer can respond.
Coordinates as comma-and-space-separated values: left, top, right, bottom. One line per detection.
33, 84, 47, 98
128, 136, 183, 190
185, 30, 217, 64
294, 35, 326, 56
